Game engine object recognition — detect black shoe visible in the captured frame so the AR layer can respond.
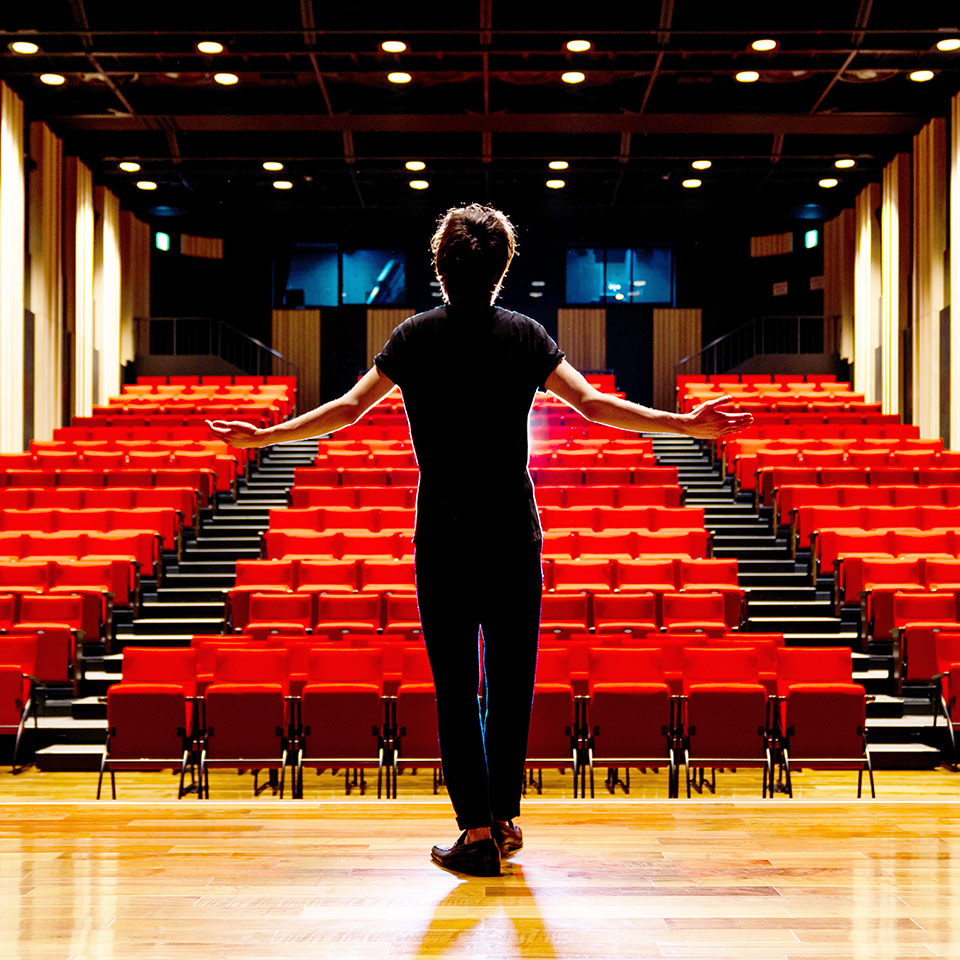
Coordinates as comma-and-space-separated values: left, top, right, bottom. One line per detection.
431, 831, 501, 877
492, 820, 523, 857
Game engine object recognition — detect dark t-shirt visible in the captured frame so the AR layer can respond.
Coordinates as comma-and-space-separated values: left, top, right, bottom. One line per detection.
374, 304, 565, 545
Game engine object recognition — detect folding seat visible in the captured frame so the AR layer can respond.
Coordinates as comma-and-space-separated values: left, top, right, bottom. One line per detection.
549, 558, 614, 593
297, 647, 386, 797
340, 531, 410, 560
847, 449, 891, 468
169, 375, 201, 385
524, 648, 579, 794
615, 485, 681, 508
200, 649, 291, 798
583, 467, 631, 486
82, 451, 128, 469
539, 592, 589, 638
261, 530, 334, 561
860, 559, 924, 640
0, 560, 49, 594
592, 592, 658, 635
540, 507, 597, 534
245, 623, 307, 644
566, 531, 629, 559
83, 488, 136, 510
707, 636, 779, 695
630, 466, 680, 486
892, 529, 954, 560
356, 486, 414, 509
681, 646, 772, 797
126, 451, 172, 468
678, 558, 744, 627
326, 448, 373, 468
890, 591, 960, 642
393, 646, 440, 790
341, 468, 390, 486
246, 592, 313, 634
290, 487, 355, 509
535, 486, 566, 508
34, 451, 79, 470
0, 489, 32, 509
358, 558, 416, 594
634, 529, 710, 559
121, 646, 198, 697
382, 593, 422, 641
586, 647, 675, 797
7, 470, 57, 488
922, 558, 960, 591
294, 467, 341, 487
0, 593, 18, 630
103, 469, 153, 489
892, 485, 943, 507
226, 560, 298, 630
533, 467, 583, 487
813, 529, 891, 579
661, 591, 728, 635
316, 592, 382, 637
0, 533, 24, 561
296, 559, 357, 596
47, 559, 119, 632
837, 486, 890, 508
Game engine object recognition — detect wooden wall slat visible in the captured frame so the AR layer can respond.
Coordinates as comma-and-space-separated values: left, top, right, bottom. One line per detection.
558, 308, 606, 371
180, 234, 223, 260
272, 309, 321, 413
652, 308, 701, 411
366, 308, 410, 369
749, 232, 794, 257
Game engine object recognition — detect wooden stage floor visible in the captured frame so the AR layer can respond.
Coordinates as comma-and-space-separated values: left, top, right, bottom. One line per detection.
2, 792, 960, 959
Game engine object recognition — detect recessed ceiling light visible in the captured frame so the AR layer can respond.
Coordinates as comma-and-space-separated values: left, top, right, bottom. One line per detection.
405, 160, 426, 171
529, 291, 544, 298
381, 40, 407, 53
834, 158, 855, 169
388, 71, 412, 84
735, 70, 760, 83
546, 179, 566, 189
531, 281, 546, 286
818, 178, 839, 188
561, 71, 586, 84
936, 38, 960, 51
272, 180, 293, 190
548, 160, 569, 170
9, 41, 40, 55
136, 180, 157, 191
409, 179, 429, 190
39, 73, 66, 86
566, 40, 592, 53
262, 161, 284, 171
118, 161, 141, 172
682, 179, 702, 188
691, 160, 712, 170
909, 69, 935, 82
213, 72, 238, 85
196, 41, 224, 54
751, 39, 778, 52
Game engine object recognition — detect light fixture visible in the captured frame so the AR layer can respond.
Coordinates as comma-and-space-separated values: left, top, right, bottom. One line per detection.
565, 39, 592, 52
387, 71, 412, 84
561, 71, 585, 84
529, 291, 544, 298
381, 40, 407, 53
614, 292, 625, 300
691, 159, 712, 170
531, 281, 545, 287
136, 180, 157, 191
262, 161, 284, 171
682, 179, 702, 188
409, 179, 429, 190
405, 160, 426, 171
936, 38, 960, 51
548, 160, 569, 170
39, 73, 66, 86
834, 158, 855, 169
735, 70, 760, 83
155, 232, 170, 252
272, 180, 293, 190
196, 41, 224, 54
546, 179, 566, 189
818, 178, 839, 188
9, 41, 40, 55
118, 161, 141, 172
751, 39, 778, 52
213, 72, 238, 85
909, 69, 934, 82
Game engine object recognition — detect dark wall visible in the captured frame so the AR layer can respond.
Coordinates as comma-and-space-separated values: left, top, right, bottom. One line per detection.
319, 305, 367, 402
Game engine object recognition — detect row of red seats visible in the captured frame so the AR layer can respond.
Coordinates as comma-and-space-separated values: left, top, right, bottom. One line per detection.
0, 487, 198, 529
777, 484, 960, 528
0, 531, 161, 580
233, 589, 740, 638
71, 414, 273, 429
678, 373, 838, 385
794, 505, 960, 553
860, 588, 960, 645
136, 374, 296, 388
261, 528, 712, 562
0, 507, 182, 553
0, 471, 215, 507
0, 601, 90, 690
30, 437, 248, 471
814, 528, 960, 581
0, 558, 135, 609
760, 467, 960, 508
838, 556, 960, 607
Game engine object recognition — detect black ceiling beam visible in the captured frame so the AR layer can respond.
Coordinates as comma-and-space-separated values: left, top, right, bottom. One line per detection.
52, 112, 926, 136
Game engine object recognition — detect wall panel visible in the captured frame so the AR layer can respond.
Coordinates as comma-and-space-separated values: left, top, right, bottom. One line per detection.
94, 186, 121, 405
272, 309, 320, 412
64, 157, 94, 419
652, 307, 701, 411
881, 154, 910, 417
558, 308, 606, 372
366, 308, 409, 369
951, 94, 960, 448
854, 182, 882, 403
823, 207, 856, 361
119, 210, 150, 367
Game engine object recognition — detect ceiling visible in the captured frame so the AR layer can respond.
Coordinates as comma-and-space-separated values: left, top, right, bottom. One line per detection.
2, 1, 959, 225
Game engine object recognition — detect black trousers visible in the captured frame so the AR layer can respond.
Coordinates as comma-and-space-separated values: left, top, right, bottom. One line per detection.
414, 539, 543, 830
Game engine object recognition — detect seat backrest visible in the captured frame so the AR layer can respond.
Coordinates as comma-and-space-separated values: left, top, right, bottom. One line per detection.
122, 647, 198, 695
248, 592, 313, 626
892, 591, 958, 628
400, 646, 433, 683
534, 647, 571, 685
588, 647, 664, 684
213, 649, 289, 693
776, 646, 853, 694
662, 591, 725, 622
307, 647, 383, 687
682, 646, 759, 691
234, 559, 297, 588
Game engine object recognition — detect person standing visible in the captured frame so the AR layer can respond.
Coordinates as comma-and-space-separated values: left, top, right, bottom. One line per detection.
209, 203, 752, 877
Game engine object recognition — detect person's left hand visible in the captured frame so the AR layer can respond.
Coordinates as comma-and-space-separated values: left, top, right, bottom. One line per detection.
682, 395, 754, 439
206, 419, 269, 449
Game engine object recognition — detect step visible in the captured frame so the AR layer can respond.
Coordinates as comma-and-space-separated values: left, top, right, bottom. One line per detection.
748, 615, 849, 634
113, 634, 198, 647
177, 560, 239, 575
130, 617, 224, 635
714, 546, 793, 560
747, 599, 837, 618
139, 601, 226, 619
781, 631, 860, 644
866, 694, 905, 719
186, 547, 261, 561
865, 743, 943, 770
34, 744, 105, 771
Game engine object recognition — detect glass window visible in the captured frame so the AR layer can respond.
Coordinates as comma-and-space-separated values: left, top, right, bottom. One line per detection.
565, 246, 673, 304
286, 244, 338, 307
342, 249, 406, 305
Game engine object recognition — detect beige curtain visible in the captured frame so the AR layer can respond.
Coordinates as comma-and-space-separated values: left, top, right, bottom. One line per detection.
881, 154, 910, 417
854, 182, 882, 403
366, 308, 409, 369
27, 122, 63, 442
823, 207, 856, 361
558, 308, 606, 371
652, 307, 701, 411
0, 82, 25, 452
272, 309, 320, 412
64, 156, 95, 419
912, 117, 947, 437
119, 210, 150, 367
94, 187, 122, 405
951, 94, 960, 448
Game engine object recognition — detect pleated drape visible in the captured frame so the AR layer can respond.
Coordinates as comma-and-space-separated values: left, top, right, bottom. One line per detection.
558, 308, 606, 371
272, 309, 321, 411
912, 117, 947, 438
854, 182, 882, 403
27, 122, 63, 442
950, 94, 960, 449
652, 307, 701, 411
823, 207, 856, 362
94, 187, 122, 405
0, 81, 25, 452
366, 308, 410, 369
64, 156, 95, 419
881, 154, 910, 417
119, 210, 150, 368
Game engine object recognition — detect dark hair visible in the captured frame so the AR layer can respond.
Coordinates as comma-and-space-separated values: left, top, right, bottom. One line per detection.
430, 203, 517, 306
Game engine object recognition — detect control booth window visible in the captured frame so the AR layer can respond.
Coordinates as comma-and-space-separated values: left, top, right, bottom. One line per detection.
342, 249, 406, 304
565, 247, 674, 304
280, 245, 407, 307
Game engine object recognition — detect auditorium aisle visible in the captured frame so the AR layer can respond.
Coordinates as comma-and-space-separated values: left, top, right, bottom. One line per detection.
652, 433, 945, 772
28, 438, 319, 772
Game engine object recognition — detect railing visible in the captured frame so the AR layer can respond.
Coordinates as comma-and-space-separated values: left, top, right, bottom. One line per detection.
135, 317, 298, 379
675, 315, 826, 377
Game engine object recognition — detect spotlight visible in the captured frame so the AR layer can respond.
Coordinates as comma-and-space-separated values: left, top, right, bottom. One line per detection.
388, 72, 412, 84
546, 179, 566, 189
9, 41, 40, 55
272, 180, 293, 190
405, 160, 426, 171
691, 160, 712, 170
118, 161, 141, 172
909, 70, 934, 82
751, 39, 778, 52
409, 180, 430, 190
818, 178, 839, 188
213, 72, 238, 85
548, 161, 569, 170
136, 181, 157, 191
196, 41, 224, 54
262, 161, 284, 171
682, 179, 702, 188
735, 70, 760, 83
834, 159, 855, 169
561, 71, 585, 84
565, 40, 592, 52
381, 40, 408, 53
39, 73, 66, 86
936, 39, 960, 51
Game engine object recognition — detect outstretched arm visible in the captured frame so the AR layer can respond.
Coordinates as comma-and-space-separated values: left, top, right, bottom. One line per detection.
207, 366, 397, 448
544, 359, 753, 439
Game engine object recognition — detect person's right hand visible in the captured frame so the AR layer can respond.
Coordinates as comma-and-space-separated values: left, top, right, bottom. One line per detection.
206, 420, 269, 449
